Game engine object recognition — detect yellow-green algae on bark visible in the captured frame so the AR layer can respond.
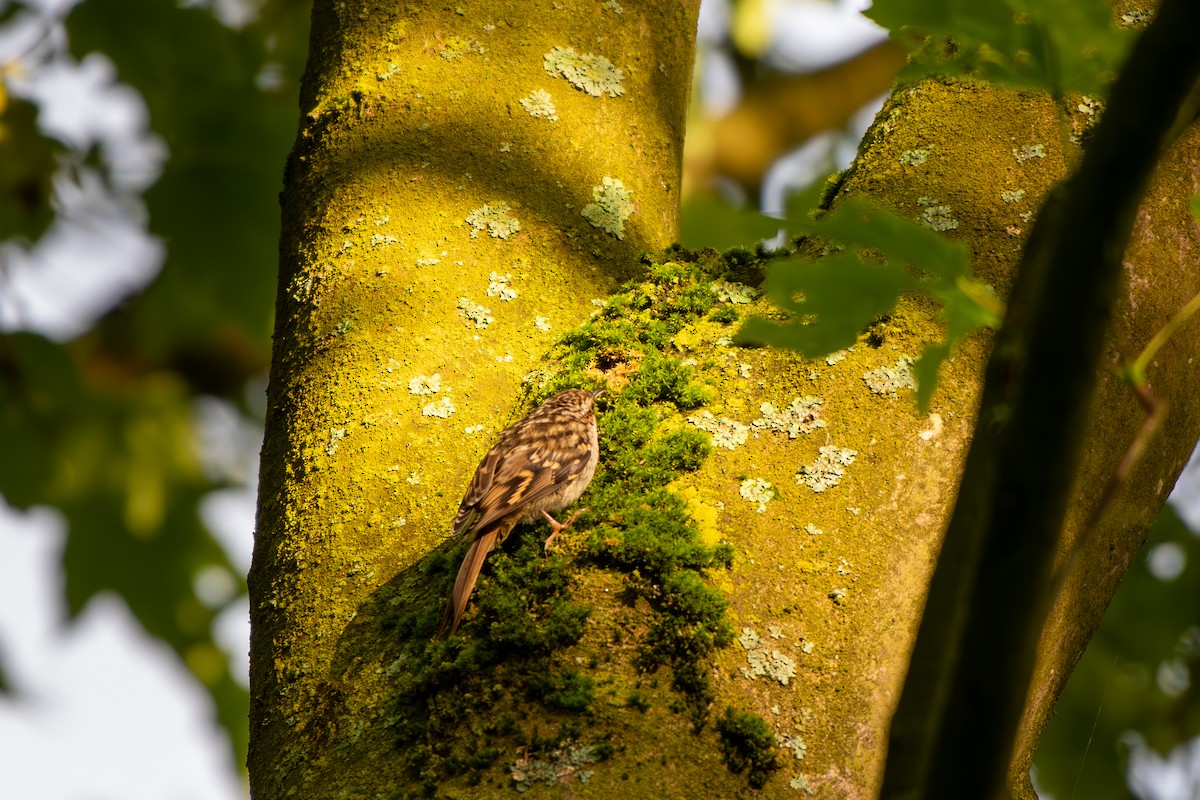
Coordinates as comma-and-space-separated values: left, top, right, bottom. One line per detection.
250, 0, 1200, 787
250, 0, 702, 796
842, 78, 1200, 797
321, 250, 991, 799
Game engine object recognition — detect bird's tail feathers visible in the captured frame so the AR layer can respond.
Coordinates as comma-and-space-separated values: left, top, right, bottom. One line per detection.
435, 529, 498, 638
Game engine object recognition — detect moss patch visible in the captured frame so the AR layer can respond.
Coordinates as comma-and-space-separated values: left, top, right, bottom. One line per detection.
715, 706, 783, 789
385, 249, 769, 793
383, 537, 593, 795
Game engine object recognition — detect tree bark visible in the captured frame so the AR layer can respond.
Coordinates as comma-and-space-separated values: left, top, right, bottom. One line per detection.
249, 3, 1200, 798
249, 0, 700, 796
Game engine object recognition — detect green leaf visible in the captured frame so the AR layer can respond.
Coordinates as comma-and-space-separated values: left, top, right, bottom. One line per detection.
680, 193, 783, 251
736, 195, 1002, 409
738, 251, 922, 355
865, 0, 1132, 97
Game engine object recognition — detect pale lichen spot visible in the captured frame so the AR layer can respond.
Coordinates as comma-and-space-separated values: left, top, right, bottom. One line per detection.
899, 148, 929, 166
688, 411, 749, 449
457, 297, 494, 329
863, 355, 916, 396
581, 177, 634, 239
739, 477, 776, 513
804, 523, 822, 536
790, 775, 814, 792
509, 742, 603, 792
825, 348, 850, 366
534, 316, 552, 332
422, 397, 456, 418
917, 197, 958, 232
466, 203, 521, 239
406, 472, 422, 485
919, 412, 944, 441
487, 271, 519, 301
519, 88, 558, 121
780, 734, 807, 761
1012, 143, 1047, 163
464, 424, 484, 435
543, 45, 625, 98
408, 374, 442, 395
1000, 190, 1025, 204
753, 397, 826, 437
326, 427, 346, 456
796, 445, 857, 492
712, 280, 760, 304
738, 626, 798, 685
439, 35, 484, 61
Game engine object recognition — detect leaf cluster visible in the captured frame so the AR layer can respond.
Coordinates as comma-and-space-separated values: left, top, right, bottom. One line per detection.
865, 0, 1132, 97
683, 184, 1001, 409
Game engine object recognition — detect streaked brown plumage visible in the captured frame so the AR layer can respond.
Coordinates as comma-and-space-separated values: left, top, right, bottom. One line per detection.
436, 387, 604, 637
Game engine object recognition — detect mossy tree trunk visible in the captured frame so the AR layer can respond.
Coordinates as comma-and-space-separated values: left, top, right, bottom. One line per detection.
250, 3, 1200, 798
249, 0, 701, 796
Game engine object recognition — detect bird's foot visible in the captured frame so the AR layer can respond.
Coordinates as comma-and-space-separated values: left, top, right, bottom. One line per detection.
542, 508, 586, 552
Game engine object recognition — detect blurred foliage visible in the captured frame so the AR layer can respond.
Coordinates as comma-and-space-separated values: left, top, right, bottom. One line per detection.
0, 0, 312, 767
66, 0, 301, 356
0, 90, 59, 242
1035, 504, 1200, 797
681, 181, 1001, 410
865, 0, 1133, 97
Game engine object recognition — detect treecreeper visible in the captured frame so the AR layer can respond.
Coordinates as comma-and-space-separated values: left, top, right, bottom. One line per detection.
436, 388, 605, 637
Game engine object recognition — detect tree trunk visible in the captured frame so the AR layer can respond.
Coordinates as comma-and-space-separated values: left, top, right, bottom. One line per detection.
249, 3, 1200, 798
249, 0, 701, 796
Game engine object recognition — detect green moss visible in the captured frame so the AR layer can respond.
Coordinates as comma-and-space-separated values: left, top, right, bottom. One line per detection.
715, 706, 782, 789
708, 304, 739, 324
623, 352, 711, 409
384, 537, 591, 794
535, 668, 597, 712
636, 571, 734, 722
387, 251, 745, 792
666, 283, 717, 319
625, 691, 651, 712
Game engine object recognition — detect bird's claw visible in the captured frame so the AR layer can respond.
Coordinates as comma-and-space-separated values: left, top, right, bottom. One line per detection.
542, 508, 587, 552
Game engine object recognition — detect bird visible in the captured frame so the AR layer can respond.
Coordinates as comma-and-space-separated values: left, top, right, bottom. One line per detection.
436, 387, 605, 638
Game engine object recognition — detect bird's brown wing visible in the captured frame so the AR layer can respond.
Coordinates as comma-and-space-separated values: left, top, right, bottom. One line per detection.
451, 437, 505, 536
459, 423, 595, 537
